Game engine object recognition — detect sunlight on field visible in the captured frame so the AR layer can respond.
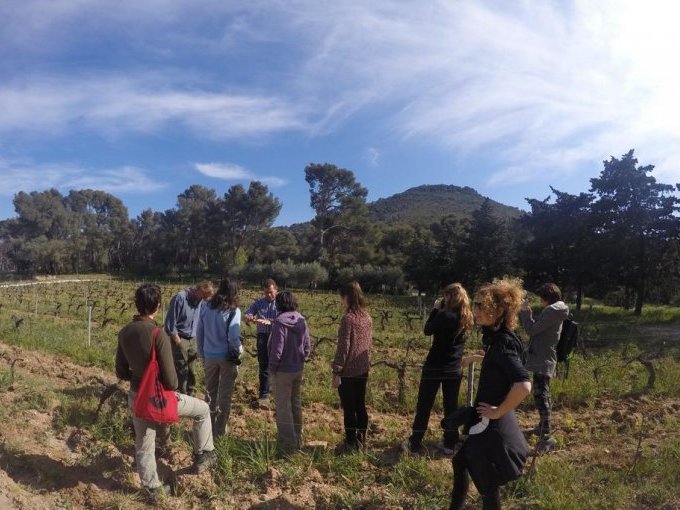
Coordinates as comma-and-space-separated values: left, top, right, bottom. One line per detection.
0, 278, 679, 508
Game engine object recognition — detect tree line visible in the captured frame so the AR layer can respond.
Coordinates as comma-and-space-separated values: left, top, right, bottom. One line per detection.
1, 150, 679, 314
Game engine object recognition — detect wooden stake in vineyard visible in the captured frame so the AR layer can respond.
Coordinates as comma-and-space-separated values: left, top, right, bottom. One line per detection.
87, 304, 93, 347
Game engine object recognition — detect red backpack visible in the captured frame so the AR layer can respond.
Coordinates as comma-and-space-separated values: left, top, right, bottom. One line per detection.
133, 327, 179, 423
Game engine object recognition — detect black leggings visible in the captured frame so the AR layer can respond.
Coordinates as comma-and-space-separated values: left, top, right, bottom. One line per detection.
337, 373, 369, 446
450, 452, 501, 510
410, 366, 462, 449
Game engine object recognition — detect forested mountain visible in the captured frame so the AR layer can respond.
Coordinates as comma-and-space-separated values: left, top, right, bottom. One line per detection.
368, 184, 523, 224
3, 153, 680, 315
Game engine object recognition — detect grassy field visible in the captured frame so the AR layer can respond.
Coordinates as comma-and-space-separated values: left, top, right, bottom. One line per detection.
0, 277, 679, 509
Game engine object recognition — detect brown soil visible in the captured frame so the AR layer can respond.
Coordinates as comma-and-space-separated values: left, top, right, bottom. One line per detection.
0, 340, 678, 509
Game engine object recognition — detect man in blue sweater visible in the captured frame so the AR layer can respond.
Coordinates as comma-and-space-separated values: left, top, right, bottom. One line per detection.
244, 278, 278, 401
164, 281, 215, 396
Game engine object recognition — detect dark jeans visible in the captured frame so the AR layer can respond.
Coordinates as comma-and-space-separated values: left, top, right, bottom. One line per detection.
409, 366, 462, 449
532, 373, 552, 437
172, 337, 198, 395
337, 373, 369, 447
256, 332, 270, 398
450, 452, 501, 510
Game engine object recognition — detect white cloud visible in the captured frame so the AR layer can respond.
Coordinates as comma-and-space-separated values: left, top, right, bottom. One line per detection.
0, 76, 309, 140
3, 0, 680, 185
194, 162, 287, 188
270, 0, 680, 183
0, 159, 167, 196
361, 147, 380, 167
195, 163, 250, 180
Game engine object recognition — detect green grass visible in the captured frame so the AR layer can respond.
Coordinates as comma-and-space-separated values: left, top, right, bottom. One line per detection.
2, 280, 680, 508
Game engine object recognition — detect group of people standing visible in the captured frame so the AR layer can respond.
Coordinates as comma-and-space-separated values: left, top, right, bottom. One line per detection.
116, 276, 568, 509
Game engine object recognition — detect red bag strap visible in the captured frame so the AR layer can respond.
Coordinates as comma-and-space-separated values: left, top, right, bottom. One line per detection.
150, 326, 161, 362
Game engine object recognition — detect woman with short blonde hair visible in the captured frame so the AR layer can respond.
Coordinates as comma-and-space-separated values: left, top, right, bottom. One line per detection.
450, 277, 531, 510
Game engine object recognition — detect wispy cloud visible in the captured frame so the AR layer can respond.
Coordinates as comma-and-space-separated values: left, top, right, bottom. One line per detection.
194, 162, 287, 188
0, 158, 167, 196
0, 76, 309, 140
3, 0, 680, 184
362, 147, 380, 167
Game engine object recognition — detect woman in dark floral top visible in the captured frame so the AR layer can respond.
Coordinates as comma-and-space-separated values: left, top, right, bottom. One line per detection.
332, 281, 373, 452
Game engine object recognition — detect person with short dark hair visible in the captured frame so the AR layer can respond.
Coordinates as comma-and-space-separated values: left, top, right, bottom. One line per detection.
244, 279, 278, 401
332, 281, 373, 453
164, 281, 215, 396
196, 278, 241, 438
519, 283, 569, 447
268, 291, 311, 452
116, 284, 216, 502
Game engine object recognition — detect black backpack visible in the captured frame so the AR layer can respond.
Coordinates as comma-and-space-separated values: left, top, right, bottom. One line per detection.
556, 315, 578, 363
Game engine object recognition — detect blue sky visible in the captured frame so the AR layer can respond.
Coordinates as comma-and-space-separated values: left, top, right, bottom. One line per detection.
2, 1, 679, 226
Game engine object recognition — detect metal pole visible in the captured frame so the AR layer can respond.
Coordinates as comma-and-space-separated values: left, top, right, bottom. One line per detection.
466, 362, 475, 407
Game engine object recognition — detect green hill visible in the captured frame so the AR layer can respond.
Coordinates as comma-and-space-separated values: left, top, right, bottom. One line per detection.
367, 184, 523, 225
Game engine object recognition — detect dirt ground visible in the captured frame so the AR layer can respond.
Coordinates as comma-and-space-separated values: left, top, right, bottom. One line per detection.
0, 339, 679, 509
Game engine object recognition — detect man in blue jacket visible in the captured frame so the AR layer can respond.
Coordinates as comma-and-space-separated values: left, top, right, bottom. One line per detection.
244, 278, 278, 401
164, 281, 214, 396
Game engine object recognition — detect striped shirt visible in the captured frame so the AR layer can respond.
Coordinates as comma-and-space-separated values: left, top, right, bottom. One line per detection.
245, 297, 278, 334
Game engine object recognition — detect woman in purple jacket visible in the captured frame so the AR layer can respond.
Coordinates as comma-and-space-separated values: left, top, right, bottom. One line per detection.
268, 291, 311, 453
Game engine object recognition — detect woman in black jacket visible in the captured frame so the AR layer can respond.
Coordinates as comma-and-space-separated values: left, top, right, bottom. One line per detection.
450, 278, 532, 510
404, 283, 473, 455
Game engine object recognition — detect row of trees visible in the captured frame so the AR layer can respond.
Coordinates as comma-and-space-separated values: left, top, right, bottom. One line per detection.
2, 151, 679, 314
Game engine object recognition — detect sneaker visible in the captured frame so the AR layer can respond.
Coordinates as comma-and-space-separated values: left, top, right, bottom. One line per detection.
193, 450, 217, 473
535, 436, 557, 454
400, 440, 422, 456
435, 442, 455, 456
145, 483, 171, 503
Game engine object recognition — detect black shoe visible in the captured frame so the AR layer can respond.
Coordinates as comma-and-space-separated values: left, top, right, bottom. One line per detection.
193, 450, 217, 473
145, 483, 172, 503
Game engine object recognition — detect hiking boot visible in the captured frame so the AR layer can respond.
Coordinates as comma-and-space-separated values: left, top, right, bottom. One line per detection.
193, 450, 217, 473
145, 483, 172, 503
535, 436, 557, 454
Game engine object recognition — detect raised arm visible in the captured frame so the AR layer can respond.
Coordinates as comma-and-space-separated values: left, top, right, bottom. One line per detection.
520, 307, 562, 336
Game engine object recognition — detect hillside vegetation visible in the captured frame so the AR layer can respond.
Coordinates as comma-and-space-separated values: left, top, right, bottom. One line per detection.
368, 184, 523, 225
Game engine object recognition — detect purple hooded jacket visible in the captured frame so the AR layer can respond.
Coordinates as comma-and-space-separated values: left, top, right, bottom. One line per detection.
268, 311, 311, 373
